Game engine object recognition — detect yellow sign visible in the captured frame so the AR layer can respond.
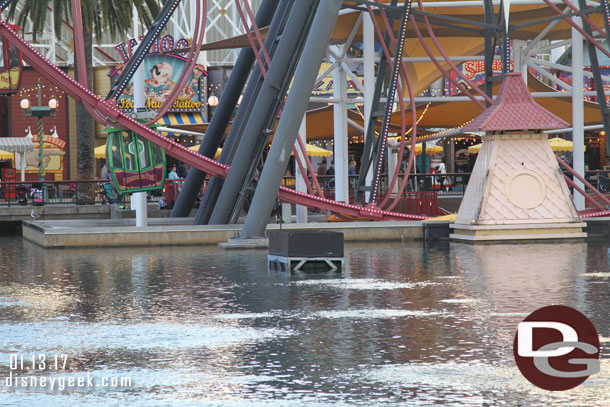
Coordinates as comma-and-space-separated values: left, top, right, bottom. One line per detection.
117, 96, 202, 111
13, 135, 66, 174
312, 63, 362, 96
0, 68, 20, 92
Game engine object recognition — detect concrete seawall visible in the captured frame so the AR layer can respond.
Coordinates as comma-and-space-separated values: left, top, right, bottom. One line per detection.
22, 219, 424, 248
1, 205, 110, 222
21, 216, 610, 248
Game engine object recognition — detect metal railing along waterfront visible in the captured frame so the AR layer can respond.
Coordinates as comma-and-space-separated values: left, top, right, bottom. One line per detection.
0, 179, 203, 207
281, 174, 448, 217
163, 178, 209, 208
282, 173, 471, 196
288, 170, 610, 198
0, 180, 115, 206
16, 170, 610, 213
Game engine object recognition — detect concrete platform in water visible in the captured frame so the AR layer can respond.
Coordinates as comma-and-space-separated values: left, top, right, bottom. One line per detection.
22, 218, 424, 248
20, 216, 610, 248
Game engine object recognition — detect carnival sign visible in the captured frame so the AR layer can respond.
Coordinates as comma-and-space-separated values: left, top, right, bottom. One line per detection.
447, 59, 513, 95
13, 134, 66, 174
109, 35, 207, 113
312, 63, 362, 97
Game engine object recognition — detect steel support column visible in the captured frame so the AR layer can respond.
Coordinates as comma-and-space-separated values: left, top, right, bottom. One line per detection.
387, 143, 399, 193
367, 0, 412, 203
194, 0, 293, 224
483, 0, 496, 103
131, 35, 148, 227
602, 0, 610, 158
578, 0, 610, 158
332, 45, 349, 203
572, 17, 586, 210
355, 1, 399, 203
241, 0, 344, 238
296, 118, 308, 223
513, 39, 527, 82
208, 0, 319, 225
171, 0, 279, 217
362, 9, 376, 202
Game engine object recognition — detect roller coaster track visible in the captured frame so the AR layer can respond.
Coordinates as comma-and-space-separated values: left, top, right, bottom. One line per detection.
0, 20, 427, 221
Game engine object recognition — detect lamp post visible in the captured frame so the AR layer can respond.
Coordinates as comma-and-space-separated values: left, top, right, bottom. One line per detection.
207, 94, 219, 117
20, 79, 58, 203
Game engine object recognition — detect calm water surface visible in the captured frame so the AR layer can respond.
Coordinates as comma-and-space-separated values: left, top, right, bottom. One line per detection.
0, 236, 608, 406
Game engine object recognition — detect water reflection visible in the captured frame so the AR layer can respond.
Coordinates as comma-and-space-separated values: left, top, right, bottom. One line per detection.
450, 242, 588, 311
0, 237, 608, 405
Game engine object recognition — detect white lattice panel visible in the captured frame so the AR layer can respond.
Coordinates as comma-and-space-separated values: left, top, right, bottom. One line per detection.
456, 133, 580, 226
455, 140, 495, 224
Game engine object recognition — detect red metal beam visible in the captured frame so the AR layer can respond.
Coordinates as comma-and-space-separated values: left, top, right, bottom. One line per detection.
0, 22, 229, 177
563, 174, 606, 211
0, 20, 427, 222
557, 155, 610, 207
278, 187, 427, 220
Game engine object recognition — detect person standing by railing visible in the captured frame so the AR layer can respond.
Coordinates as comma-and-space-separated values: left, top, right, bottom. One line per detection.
437, 159, 447, 192
168, 165, 179, 180
30, 184, 43, 205
166, 165, 180, 208
317, 159, 327, 177
348, 160, 356, 176
177, 163, 187, 179
348, 160, 357, 196
101, 163, 110, 181
326, 160, 335, 189
100, 162, 116, 204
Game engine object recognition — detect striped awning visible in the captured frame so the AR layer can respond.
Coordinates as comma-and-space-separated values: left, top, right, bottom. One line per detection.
158, 112, 206, 137
0, 137, 34, 153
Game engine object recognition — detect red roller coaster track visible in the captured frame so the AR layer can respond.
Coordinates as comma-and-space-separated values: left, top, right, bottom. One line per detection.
0, 20, 427, 221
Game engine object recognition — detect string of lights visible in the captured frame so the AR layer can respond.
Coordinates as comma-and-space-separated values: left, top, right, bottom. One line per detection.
389, 102, 431, 141
17, 82, 64, 103
353, 101, 431, 142
354, 103, 379, 137
415, 118, 475, 143
368, 0, 413, 201
352, 103, 478, 147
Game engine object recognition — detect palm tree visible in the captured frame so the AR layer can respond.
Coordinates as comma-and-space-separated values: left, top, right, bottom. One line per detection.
8, 0, 160, 202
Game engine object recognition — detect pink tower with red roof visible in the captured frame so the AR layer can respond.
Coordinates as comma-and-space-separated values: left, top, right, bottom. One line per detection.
451, 73, 586, 241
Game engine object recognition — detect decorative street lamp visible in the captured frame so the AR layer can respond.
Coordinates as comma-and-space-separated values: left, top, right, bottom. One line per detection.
207, 93, 219, 118
20, 79, 58, 204
207, 94, 219, 107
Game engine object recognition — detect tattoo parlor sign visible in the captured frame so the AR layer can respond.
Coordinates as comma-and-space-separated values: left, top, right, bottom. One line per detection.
109, 35, 207, 113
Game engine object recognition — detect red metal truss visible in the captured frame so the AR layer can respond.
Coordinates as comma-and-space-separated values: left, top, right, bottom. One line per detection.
0, 20, 426, 222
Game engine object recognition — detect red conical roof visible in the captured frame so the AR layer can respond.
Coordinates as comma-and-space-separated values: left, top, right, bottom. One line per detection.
462, 73, 569, 132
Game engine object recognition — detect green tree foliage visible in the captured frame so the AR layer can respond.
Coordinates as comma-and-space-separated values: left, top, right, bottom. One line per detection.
7, 0, 160, 41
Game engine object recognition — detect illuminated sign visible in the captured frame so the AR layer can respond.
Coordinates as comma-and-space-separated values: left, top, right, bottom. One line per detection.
114, 34, 190, 63
462, 60, 505, 80
312, 63, 362, 96
109, 35, 207, 113
447, 59, 513, 95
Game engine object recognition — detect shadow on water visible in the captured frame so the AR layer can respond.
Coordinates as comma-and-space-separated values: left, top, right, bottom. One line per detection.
0, 222, 21, 235
0, 236, 608, 405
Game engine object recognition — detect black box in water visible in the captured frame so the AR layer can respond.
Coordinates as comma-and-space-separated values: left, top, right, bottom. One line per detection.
268, 230, 344, 272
